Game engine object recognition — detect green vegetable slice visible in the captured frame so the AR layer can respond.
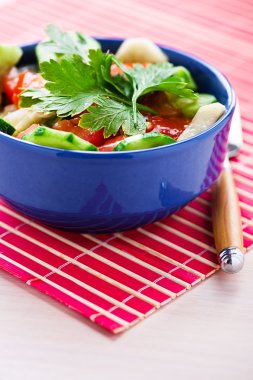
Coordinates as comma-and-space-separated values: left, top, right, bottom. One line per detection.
168, 93, 217, 117
0, 118, 16, 135
113, 132, 176, 151
21, 126, 98, 151
0, 45, 22, 77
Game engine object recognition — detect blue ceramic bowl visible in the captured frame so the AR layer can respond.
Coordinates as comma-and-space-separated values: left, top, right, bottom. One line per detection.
0, 39, 235, 232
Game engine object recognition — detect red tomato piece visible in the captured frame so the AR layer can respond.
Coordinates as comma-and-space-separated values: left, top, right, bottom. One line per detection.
99, 135, 125, 151
52, 118, 106, 147
111, 63, 148, 76
2, 67, 19, 103
147, 115, 191, 140
3, 69, 44, 107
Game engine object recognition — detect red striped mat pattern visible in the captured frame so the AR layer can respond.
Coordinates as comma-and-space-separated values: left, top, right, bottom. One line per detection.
0, 0, 253, 333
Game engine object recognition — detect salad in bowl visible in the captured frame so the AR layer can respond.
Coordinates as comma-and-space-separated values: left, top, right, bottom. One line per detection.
0, 26, 234, 232
0, 25, 225, 152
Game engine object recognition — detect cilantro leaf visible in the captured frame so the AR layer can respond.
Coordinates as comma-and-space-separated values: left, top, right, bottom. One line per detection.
36, 25, 101, 63
79, 98, 146, 138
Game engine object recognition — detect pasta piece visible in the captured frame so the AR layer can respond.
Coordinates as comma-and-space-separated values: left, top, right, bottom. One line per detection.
177, 102, 226, 141
116, 38, 168, 63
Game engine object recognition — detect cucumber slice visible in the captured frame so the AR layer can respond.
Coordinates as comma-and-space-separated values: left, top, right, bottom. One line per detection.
0, 45, 22, 77
173, 66, 197, 91
114, 132, 176, 151
22, 126, 98, 151
170, 93, 217, 118
0, 118, 16, 135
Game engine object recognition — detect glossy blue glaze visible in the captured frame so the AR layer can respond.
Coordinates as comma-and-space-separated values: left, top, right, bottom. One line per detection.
0, 40, 235, 232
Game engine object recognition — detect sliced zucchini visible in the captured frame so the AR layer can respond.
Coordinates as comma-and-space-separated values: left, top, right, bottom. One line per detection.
0, 118, 16, 135
22, 126, 98, 151
114, 132, 176, 151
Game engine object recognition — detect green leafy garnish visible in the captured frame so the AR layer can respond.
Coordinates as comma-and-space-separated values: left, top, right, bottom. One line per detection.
20, 27, 198, 138
80, 98, 147, 138
36, 25, 101, 63
21, 55, 108, 116
111, 60, 196, 125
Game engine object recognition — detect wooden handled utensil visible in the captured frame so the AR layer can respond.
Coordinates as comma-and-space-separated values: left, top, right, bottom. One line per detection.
212, 103, 245, 273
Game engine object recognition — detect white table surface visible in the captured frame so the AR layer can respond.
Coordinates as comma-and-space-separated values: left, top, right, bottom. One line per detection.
0, 251, 252, 380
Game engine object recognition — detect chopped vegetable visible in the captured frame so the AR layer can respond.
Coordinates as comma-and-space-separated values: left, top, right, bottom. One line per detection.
0, 118, 16, 135
0, 45, 22, 78
52, 117, 106, 146
17, 123, 39, 139
3, 108, 55, 136
0, 45, 22, 105
99, 136, 125, 152
169, 93, 217, 117
147, 115, 191, 139
3, 69, 44, 106
22, 126, 98, 151
114, 132, 176, 151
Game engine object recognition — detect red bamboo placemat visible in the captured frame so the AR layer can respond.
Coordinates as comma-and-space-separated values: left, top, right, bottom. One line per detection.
0, 0, 253, 333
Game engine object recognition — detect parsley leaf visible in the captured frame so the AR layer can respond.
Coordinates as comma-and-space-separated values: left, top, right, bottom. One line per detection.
80, 98, 146, 138
88, 49, 134, 99
36, 25, 101, 63
21, 55, 107, 116
88, 49, 112, 87
112, 60, 197, 99
110, 59, 197, 125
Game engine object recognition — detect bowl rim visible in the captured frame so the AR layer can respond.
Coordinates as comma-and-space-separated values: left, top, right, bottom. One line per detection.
0, 38, 236, 156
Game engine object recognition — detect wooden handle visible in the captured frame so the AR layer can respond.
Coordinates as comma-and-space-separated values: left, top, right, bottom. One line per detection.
212, 168, 244, 254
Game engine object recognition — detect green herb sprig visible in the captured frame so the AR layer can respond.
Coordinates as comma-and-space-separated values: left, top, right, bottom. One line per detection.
20, 26, 197, 138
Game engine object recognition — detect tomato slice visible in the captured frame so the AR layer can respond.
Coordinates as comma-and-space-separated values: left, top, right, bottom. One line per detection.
3, 69, 44, 107
147, 115, 191, 140
111, 63, 148, 76
52, 118, 106, 147
2, 67, 19, 103
99, 135, 125, 151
